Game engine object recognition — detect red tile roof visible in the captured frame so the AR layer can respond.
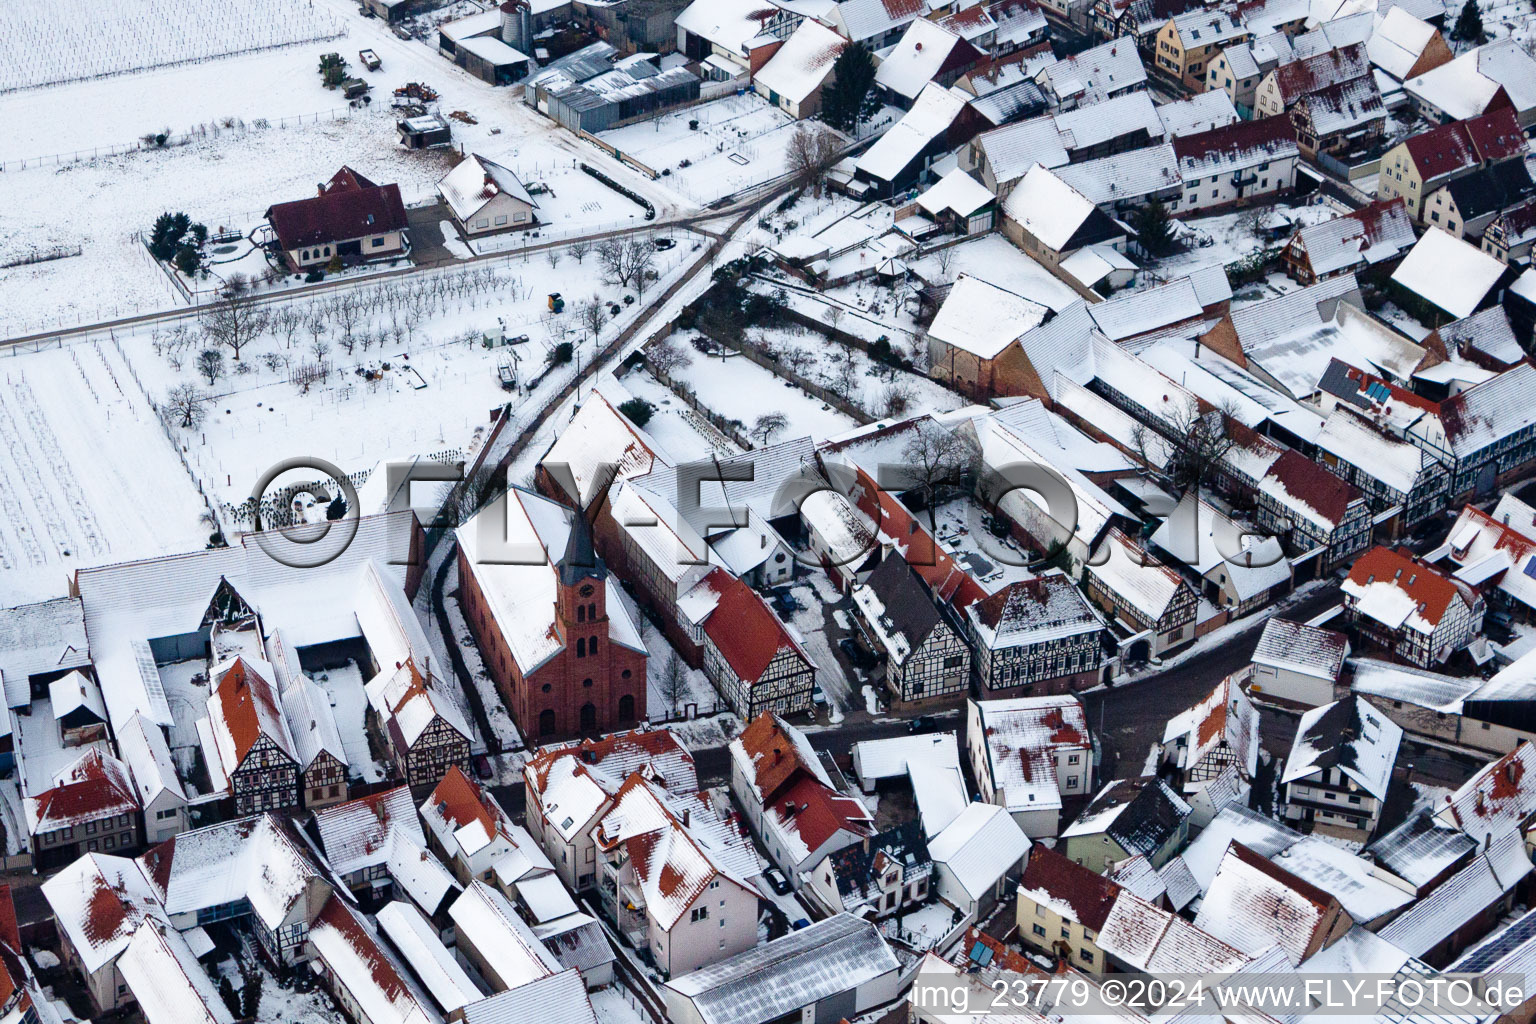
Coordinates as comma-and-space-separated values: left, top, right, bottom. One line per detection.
702, 572, 808, 684
1401, 107, 1525, 185
1172, 114, 1297, 163
1263, 449, 1361, 526
423, 764, 500, 835
771, 774, 874, 852
1019, 846, 1122, 931
1273, 44, 1370, 103
212, 656, 286, 766
737, 713, 818, 803
25, 748, 138, 834
1346, 546, 1466, 627
266, 166, 407, 250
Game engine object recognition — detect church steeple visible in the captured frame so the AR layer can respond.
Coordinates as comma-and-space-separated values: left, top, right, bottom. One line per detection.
557, 510, 605, 586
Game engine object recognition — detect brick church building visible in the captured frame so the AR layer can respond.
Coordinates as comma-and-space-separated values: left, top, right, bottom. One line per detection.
457, 487, 649, 741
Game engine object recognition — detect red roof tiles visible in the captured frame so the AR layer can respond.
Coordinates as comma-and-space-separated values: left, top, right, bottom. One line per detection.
266, 165, 407, 250
1401, 107, 1525, 185
1346, 546, 1466, 627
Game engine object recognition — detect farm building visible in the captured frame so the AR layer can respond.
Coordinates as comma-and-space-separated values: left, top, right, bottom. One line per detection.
524, 43, 701, 132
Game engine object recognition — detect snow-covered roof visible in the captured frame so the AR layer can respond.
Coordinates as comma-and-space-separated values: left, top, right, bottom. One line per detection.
1437, 360, 1536, 460
280, 672, 348, 773
1314, 407, 1433, 495
1252, 618, 1348, 680
461, 968, 595, 1024
1002, 164, 1106, 252
1052, 89, 1162, 152
915, 168, 995, 219
754, 19, 846, 105
49, 669, 105, 723
23, 746, 138, 836
1157, 90, 1240, 136
1405, 38, 1536, 121
1391, 226, 1506, 319
853, 731, 961, 782
115, 712, 186, 809
973, 695, 1090, 813
539, 388, 668, 509
1057, 143, 1180, 206
875, 18, 970, 100
1367, 6, 1439, 79
1291, 199, 1416, 279
42, 853, 168, 974
1282, 695, 1402, 801
1271, 835, 1414, 923
664, 914, 899, 1024
140, 814, 323, 931
967, 573, 1104, 651
928, 274, 1049, 359
1193, 843, 1337, 965
1379, 831, 1533, 956
0, 596, 89, 710
1098, 889, 1249, 974
1037, 37, 1146, 105
674, 0, 777, 56
308, 896, 436, 1024
974, 116, 1070, 184
1088, 529, 1189, 623
1343, 546, 1474, 637
439, 153, 537, 225
1436, 742, 1536, 836
374, 901, 482, 1015
1243, 296, 1424, 402
837, 0, 926, 44
450, 881, 563, 989
928, 802, 1030, 900
855, 82, 967, 182
1160, 675, 1260, 784
364, 657, 471, 751
1171, 115, 1298, 181
313, 787, 427, 877
204, 654, 295, 780
1149, 499, 1289, 600
118, 923, 232, 1024
1061, 777, 1189, 858
1349, 657, 1475, 714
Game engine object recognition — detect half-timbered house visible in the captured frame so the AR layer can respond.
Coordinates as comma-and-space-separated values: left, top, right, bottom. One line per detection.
201, 656, 300, 817
280, 674, 349, 809
696, 569, 816, 719
364, 657, 472, 792
968, 575, 1107, 695
851, 553, 971, 705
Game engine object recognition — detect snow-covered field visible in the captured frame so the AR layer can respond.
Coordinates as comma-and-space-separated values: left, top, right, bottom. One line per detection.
0, 341, 211, 602
0, 0, 682, 339
0, 0, 343, 94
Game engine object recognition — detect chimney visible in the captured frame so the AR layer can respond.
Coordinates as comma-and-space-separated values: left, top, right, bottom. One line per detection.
682, 807, 691, 827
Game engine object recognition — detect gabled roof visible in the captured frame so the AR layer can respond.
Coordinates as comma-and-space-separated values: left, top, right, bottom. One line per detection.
139, 814, 324, 931
1367, 6, 1440, 79
1018, 846, 1121, 929
1271, 42, 1371, 104
1193, 842, 1339, 964
1291, 199, 1416, 278
1282, 696, 1403, 801
1439, 158, 1535, 221
1438, 361, 1536, 458
754, 19, 847, 105
421, 765, 518, 861
968, 574, 1103, 650
23, 747, 138, 836
206, 655, 295, 772
853, 551, 944, 665
313, 786, 428, 877
280, 673, 348, 773
927, 802, 1030, 900
1087, 528, 1191, 622
450, 881, 562, 990
266, 168, 407, 249
1037, 38, 1147, 105
1061, 777, 1190, 857
1296, 73, 1384, 134
733, 712, 830, 804
1406, 38, 1536, 121
1398, 106, 1525, 184
701, 572, 810, 685
1343, 545, 1475, 635
48, 669, 105, 724
42, 853, 167, 973
118, 923, 233, 1024
1160, 675, 1260, 783
1437, 742, 1536, 835
364, 657, 471, 750
116, 712, 186, 808
974, 695, 1091, 813
929, 274, 1050, 359
1171, 115, 1298, 179
1251, 618, 1349, 679
309, 895, 436, 1024
438, 153, 537, 224
875, 18, 980, 100
1003, 164, 1123, 253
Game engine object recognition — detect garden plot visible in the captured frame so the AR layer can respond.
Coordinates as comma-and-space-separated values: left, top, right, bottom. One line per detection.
1148, 199, 1341, 283
0, 341, 210, 605
610, 369, 741, 463
119, 239, 698, 512
598, 92, 805, 205
0, 0, 342, 93
655, 333, 861, 442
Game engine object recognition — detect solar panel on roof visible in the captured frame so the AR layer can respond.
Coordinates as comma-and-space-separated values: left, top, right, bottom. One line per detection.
970, 941, 994, 966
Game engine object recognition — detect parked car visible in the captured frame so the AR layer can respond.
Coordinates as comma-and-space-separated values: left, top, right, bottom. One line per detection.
838, 636, 879, 669
764, 868, 791, 895
770, 589, 802, 615
907, 716, 937, 734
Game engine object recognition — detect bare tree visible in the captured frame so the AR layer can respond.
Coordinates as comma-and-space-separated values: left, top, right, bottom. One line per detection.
164, 383, 208, 428
752, 411, 789, 447
786, 123, 840, 198
291, 360, 329, 394
273, 306, 302, 349
260, 351, 291, 374
880, 381, 915, 418
305, 313, 327, 352
569, 238, 590, 264
202, 288, 269, 361
659, 650, 690, 718
1166, 401, 1239, 498
196, 348, 225, 385
581, 296, 607, 342
546, 247, 562, 269
596, 238, 625, 285
626, 239, 657, 299
825, 343, 860, 403
331, 293, 364, 354
897, 419, 980, 532
310, 337, 331, 363
646, 335, 691, 377
934, 246, 956, 282
823, 304, 845, 336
